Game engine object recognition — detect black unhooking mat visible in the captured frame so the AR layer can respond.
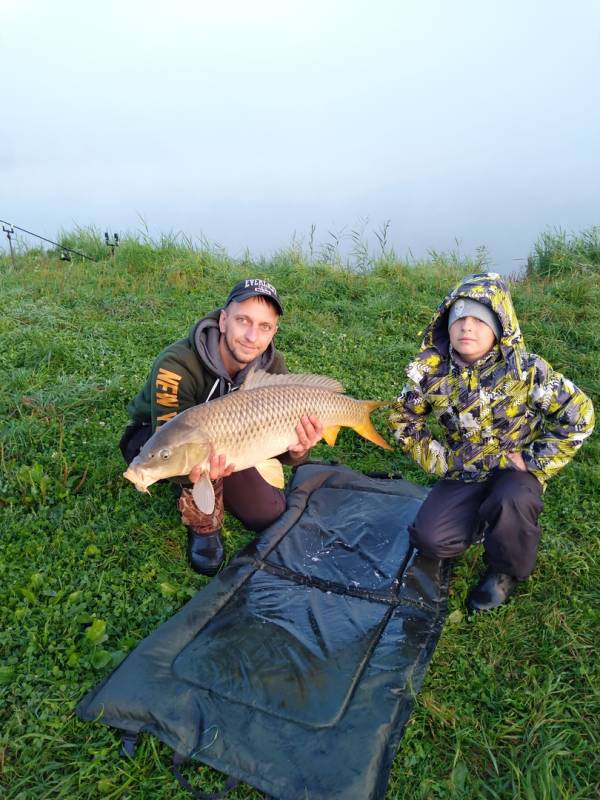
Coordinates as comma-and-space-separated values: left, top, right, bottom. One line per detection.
77, 464, 450, 800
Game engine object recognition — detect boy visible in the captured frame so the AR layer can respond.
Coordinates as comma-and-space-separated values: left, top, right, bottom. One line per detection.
390, 272, 594, 611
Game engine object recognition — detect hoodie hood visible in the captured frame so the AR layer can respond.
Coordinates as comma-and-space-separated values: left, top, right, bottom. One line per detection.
190, 309, 278, 397
418, 272, 525, 379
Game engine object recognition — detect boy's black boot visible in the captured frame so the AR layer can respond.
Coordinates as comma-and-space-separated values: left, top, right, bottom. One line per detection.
187, 530, 224, 576
467, 569, 518, 613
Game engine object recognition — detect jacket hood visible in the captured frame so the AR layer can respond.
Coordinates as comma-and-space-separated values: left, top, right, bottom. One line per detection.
417, 272, 525, 378
190, 309, 277, 393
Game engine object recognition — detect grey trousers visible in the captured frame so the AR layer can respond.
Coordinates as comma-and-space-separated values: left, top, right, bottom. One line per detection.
409, 469, 544, 580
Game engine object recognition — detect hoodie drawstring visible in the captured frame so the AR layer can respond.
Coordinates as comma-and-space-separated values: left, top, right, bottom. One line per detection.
205, 378, 220, 404
205, 377, 236, 404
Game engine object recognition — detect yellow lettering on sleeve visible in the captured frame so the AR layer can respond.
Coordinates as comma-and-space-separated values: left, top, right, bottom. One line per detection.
157, 412, 177, 426
156, 392, 179, 408
157, 368, 182, 384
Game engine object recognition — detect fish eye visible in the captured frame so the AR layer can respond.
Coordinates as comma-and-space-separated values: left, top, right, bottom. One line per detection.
159, 449, 171, 460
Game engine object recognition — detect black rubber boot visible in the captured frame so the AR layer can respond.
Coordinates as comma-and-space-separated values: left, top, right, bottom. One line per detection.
467, 569, 519, 613
187, 530, 224, 576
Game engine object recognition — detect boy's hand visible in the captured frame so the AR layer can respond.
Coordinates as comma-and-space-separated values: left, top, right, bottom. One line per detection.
507, 451, 527, 472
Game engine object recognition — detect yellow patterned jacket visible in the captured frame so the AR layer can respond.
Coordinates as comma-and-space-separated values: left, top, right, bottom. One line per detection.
389, 272, 595, 486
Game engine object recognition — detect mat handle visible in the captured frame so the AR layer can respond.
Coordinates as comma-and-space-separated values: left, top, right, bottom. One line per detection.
119, 732, 139, 759
172, 754, 239, 799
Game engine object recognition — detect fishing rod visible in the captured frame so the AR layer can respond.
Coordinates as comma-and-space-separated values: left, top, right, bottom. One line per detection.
0, 218, 98, 262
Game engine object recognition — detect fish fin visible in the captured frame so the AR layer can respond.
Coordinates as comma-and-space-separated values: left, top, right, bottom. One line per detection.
241, 368, 344, 393
255, 458, 285, 489
192, 474, 216, 514
353, 400, 393, 450
322, 425, 341, 446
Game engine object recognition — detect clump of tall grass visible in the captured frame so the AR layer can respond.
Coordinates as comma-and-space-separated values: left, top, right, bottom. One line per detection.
273, 221, 495, 277
526, 227, 600, 278
273, 218, 398, 272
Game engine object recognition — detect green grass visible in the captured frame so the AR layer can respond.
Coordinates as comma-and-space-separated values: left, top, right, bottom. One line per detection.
526, 227, 600, 279
1, 232, 599, 800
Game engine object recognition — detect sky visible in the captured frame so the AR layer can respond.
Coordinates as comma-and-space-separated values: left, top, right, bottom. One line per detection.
1, 0, 599, 272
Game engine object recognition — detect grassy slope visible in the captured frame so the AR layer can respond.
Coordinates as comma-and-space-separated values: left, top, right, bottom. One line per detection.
1, 239, 598, 800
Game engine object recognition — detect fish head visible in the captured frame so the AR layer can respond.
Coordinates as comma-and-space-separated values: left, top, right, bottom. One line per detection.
122, 421, 212, 491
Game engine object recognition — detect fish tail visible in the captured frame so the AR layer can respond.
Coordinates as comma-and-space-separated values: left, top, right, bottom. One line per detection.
352, 400, 392, 450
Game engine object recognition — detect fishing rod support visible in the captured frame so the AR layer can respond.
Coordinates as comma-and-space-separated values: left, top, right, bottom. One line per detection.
105, 232, 119, 257
2, 224, 16, 267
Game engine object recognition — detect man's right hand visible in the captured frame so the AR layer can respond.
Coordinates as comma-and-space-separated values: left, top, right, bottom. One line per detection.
189, 454, 235, 484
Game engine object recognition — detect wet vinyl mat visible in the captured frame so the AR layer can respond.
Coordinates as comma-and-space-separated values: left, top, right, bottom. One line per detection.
77, 464, 450, 800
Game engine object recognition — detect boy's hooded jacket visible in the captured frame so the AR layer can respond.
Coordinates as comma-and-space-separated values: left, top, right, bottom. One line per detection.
128, 310, 287, 431
390, 273, 594, 487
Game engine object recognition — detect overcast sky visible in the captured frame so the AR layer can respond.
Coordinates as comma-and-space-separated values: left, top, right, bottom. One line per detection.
2, 0, 599, 271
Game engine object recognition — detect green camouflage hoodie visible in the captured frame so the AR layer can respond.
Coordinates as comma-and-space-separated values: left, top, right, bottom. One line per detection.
389, 272, 595, 486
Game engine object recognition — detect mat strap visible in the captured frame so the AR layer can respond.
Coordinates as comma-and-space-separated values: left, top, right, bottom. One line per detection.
172, 754, 240, 799
119, 732, 139, 759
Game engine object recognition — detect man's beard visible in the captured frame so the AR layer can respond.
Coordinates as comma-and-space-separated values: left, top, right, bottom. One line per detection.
222, 331, 260, 366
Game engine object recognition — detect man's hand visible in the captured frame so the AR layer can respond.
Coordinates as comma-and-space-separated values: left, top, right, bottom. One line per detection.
507, 451, 527, 472
189, 454, 235, 484
288, 415, 323, 461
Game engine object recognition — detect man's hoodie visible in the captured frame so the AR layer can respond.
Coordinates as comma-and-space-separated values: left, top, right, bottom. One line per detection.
389, 272, 594, 486
127, 310, 287, 431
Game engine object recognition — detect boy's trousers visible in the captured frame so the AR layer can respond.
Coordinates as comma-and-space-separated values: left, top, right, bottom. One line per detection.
409, 469, 544, 580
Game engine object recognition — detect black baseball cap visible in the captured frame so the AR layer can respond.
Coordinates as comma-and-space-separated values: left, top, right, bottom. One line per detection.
225, 278, 284, 315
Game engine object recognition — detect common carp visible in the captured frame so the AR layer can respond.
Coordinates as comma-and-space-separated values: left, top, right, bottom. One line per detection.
123, 369, 391, 513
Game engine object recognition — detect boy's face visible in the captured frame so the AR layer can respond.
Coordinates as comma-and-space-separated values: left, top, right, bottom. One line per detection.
449, 316, 496, 363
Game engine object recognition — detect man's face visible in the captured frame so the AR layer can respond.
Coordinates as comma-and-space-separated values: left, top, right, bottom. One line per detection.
218, 297, 279, 371
449, 315, 496, 363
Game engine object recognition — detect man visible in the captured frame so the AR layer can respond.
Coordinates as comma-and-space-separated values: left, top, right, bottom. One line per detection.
120, 278, 322, 575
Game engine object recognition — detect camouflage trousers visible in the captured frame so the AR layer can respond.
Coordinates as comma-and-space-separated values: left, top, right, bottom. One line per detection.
178, 480, 224, 534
